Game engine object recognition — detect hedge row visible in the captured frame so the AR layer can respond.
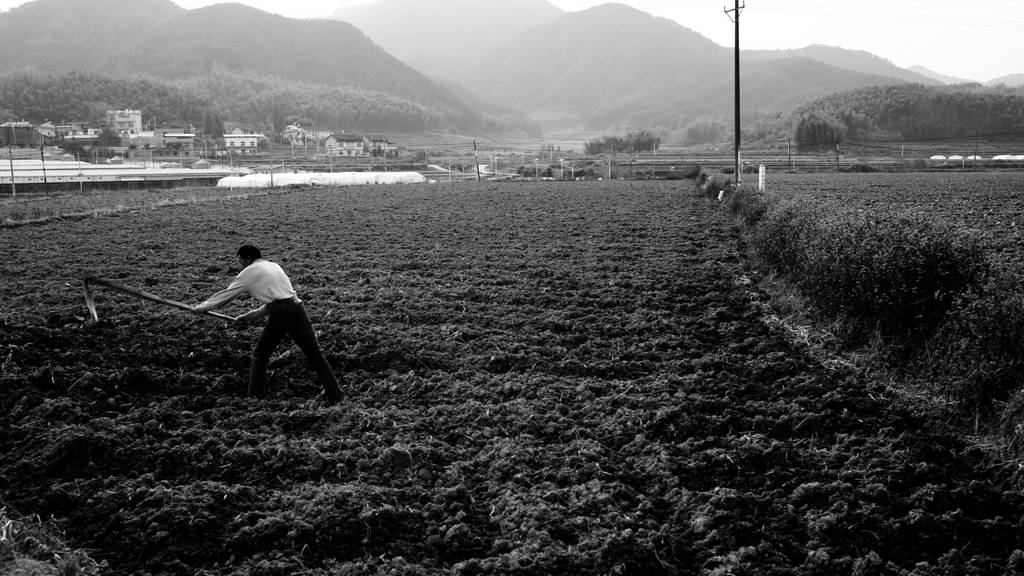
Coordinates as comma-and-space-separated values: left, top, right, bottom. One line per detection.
721, 184, 1024, 427
744, 194, 987, 337
926, 273, 1024, 407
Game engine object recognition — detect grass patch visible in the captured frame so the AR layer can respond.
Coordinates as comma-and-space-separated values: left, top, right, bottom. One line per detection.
0, 504, 100, 575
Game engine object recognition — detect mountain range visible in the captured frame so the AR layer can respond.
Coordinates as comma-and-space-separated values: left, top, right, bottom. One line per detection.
446, 4, 937, 134
989, 74, 1024, 88
0, 0, 529, 134
908, 65, 975, 86
908, 66, 1024, 89
1, 0, 1020, 139
333, 0, 564, 79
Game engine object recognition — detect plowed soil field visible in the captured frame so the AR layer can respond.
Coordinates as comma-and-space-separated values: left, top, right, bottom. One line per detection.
3, 181, 1024, 575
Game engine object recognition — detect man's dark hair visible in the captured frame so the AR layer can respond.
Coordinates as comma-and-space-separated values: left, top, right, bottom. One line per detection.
237, 245, 262, 261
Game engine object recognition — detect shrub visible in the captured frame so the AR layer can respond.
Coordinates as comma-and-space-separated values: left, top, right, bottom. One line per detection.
749, 199, 822, 274
725, 185, 772, 227
681, 163, 702, 179
926, 271, 1024, 409
752, 203, 988, 337
697, 173, 734, 200
839, 164, 878, 173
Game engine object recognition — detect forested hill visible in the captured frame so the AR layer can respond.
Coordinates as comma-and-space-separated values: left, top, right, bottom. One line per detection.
106, 4, 450, 107
0, 0, 534, 134
0, 69, 539, 136
0, 0, 183, 72
0, 72, 210, 131
792, 84, 1024, 149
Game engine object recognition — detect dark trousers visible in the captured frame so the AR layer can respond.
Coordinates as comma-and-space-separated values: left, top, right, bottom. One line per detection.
250, 299, 342, 402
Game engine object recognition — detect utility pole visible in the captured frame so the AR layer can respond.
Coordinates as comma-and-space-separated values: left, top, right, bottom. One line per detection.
473, 140, 481, 182
7, 125, 16, 197
39, 141, 49, 195
725, 0, 744, 185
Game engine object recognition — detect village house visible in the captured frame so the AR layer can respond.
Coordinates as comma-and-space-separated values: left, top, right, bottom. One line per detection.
1, 120, 87, 148
281, 124, 303, 144
223, 129, 266, 154
0, 121, 45, 147
320, 134, 398, 157
4, 112, 402, 165
36, 122, 57, 140
324, 133, 368, 156
55, 122, 100, 141
282, 124, 332, 145
369, 136, 399, 158
128, 128, 197, 162
106, 109, 143, 136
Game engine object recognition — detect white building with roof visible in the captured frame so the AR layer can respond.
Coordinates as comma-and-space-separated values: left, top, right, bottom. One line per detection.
224, 133, 266, 154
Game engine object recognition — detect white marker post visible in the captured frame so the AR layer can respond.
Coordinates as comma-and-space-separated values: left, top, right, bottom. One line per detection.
758, 164, 766, 193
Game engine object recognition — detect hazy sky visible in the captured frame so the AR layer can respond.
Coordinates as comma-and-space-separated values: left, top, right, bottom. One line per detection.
0, 0, 1020, 82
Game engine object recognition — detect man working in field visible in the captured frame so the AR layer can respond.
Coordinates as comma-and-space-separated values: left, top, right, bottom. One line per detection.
193, 244, 342, 405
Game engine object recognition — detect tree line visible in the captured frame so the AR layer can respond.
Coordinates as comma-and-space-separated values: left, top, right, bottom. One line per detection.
0, 69, 538, 137
584, 131, 661, 155
792, 83, 1024, 150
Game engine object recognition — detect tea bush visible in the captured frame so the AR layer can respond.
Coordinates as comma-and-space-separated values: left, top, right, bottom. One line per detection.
748, 199, 822, 276
724, 177, 1018, 443
724, 185, 773, 227
751, 201, 988, 337
926, 271, 1024, 409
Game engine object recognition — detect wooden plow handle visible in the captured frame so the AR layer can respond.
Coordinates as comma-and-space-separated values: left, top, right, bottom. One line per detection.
82, 277, 236, 322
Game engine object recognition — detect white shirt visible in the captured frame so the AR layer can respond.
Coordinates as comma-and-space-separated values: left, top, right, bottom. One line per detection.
200, 259, 299, 310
